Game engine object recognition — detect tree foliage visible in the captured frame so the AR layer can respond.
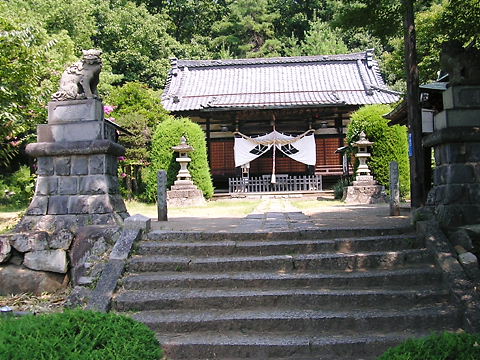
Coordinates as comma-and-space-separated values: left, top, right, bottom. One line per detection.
346, 104, 410, 198
291, 19, 349, 56
211, 0, 281, 58
92, 1, 178, 88
2, 0, 474, 194
106, 82, 171, 200
441, 0, 480, 49
0, 3, 76, 167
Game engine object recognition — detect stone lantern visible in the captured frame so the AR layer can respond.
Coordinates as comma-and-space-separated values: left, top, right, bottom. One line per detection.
344, 131, 386, 204
353, 131, 374, 185
167, 136, 206, 207
172, 136, 194, 183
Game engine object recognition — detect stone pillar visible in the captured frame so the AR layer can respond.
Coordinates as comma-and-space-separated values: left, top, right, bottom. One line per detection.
16, 99, 128, 233
390, 161, 400, 216
423, 85, 480, 227
157, 170, 168, 221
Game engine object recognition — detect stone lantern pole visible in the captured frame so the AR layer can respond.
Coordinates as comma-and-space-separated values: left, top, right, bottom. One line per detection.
344, 131, 386, 204
167, 136, 205, 207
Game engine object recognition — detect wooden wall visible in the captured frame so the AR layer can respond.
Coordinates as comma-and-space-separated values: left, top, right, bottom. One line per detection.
209, 137, 342, 178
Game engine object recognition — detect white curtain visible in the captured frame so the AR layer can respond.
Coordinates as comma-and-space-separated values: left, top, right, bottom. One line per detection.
234, 130, 316, 167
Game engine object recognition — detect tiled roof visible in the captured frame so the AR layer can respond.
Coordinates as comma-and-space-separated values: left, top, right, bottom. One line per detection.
162, 51, 400, 112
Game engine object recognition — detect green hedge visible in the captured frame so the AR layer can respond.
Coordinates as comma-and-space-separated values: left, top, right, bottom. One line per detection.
346, 104, 410, 198
145, 116, 214, 201
378, 332, 480, 359
0, 309, 163, 360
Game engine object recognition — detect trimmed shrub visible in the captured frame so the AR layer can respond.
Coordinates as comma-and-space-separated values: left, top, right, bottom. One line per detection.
378, 332, 480, 359
0, 309, 163, 360
346, 104, 410, 198
146, 116, 214, 202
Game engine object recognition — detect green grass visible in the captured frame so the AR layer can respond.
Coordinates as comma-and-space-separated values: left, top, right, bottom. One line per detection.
125, 199, 261, 218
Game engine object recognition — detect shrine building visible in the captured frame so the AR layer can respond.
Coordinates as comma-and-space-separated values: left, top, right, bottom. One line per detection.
162, 50, 400, 190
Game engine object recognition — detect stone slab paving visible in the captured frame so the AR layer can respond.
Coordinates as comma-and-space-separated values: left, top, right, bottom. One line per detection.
236, 199, 317, 232
150, 198, 411, 233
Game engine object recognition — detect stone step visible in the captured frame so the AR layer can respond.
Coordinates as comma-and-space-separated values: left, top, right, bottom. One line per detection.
136, 234, 420, 256
113, 287, 450, 312
133, 305, 459, 333
121, 266, 441, 290
145, 227, 414, 242
154, 330, 447, 360
127, 249, 432, 273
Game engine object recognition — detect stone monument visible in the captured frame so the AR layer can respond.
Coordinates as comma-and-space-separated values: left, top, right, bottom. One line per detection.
422, 41, 480, 227
167, 136, 206, 207
17, 49, 128, 232
344, 131, 387, 204
0, 50, 129, 294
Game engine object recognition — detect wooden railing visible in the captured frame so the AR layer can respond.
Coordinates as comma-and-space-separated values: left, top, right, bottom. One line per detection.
229, 175, 322, 193
315, 165, 352, 176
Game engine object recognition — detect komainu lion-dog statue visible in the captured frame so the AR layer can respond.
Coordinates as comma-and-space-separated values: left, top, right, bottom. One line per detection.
52, 49, 102, 101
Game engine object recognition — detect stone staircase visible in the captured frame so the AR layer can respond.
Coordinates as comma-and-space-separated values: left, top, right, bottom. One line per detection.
112, 228, 461, 359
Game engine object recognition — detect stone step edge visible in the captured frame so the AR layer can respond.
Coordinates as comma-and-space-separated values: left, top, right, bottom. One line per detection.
131, 304, 457, 323
139, 233, 417, 246
154, 329, 449, 346
156, 330, 451, 360
114, 286, 449, 302
129, 248, 430, 264
120, 266, 440, 285
145, 227, 415, 241
135, 236, 420, 255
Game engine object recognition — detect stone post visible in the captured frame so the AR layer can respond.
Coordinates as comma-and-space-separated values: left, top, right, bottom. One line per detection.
157, 170, 168, 221
389, 161, 400, 216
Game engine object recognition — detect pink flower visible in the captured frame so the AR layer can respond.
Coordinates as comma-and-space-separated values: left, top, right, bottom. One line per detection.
118, 156, 126, 161
121, 173, 127, 178
9, 140, 21, 147
104, 105, 117, 115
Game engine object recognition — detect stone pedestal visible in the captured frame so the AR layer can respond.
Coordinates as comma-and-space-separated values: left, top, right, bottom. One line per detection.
16, 99, 128, 233
344, 179, 387, 204
422, 85, 480, 228
167, 181, 206, 207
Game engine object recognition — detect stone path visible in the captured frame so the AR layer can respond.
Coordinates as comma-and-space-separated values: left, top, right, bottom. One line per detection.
237, 199, 316, 232
151, 198, 411, 233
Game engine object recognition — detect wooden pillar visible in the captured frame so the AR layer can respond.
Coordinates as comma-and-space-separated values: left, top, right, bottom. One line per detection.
403, 0, 426, 208
206, 117, 211, 164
